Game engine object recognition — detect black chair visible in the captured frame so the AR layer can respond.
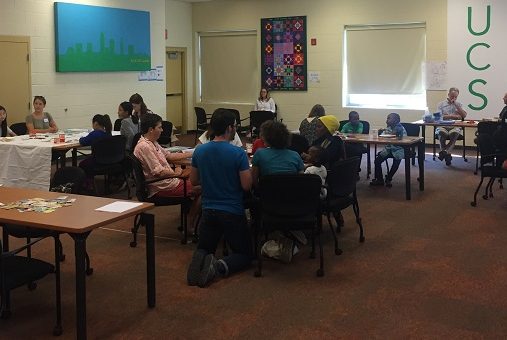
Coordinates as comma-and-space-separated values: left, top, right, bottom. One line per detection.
90, 135, 131, 198
158, 120, 173, 146
131, 132, 142, 153
2, 166, 93, 276
289, 133, 309, 154
249, 110, 275, 140
9, 123, 27, 135
322, 157, 365, 255
113, 118, 122, 132
254, 174, 324, 277
474, 121, 500, 174
0, 237, 62, 335
128, 153, 193, 245
194, 107, 210, 145
339, 120, 371, 178
220, 108, 249, 138
470, 133, 507, 207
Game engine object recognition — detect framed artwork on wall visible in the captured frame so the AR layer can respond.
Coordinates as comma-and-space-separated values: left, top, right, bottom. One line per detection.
261, 16, 307, 91
54, 2, 151, 72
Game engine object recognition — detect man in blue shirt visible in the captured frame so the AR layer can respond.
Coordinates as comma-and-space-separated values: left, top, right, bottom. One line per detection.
188, 109, 253, 287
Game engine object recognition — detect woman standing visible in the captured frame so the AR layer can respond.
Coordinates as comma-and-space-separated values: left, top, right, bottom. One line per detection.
254, 88, 276, 113
129, 93, 153, 121
0, 105, 16, 137
26, 96, 58, 134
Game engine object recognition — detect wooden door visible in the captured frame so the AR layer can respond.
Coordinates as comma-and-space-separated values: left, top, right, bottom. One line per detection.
166, 48, 186, 131
0, 36, 31, 125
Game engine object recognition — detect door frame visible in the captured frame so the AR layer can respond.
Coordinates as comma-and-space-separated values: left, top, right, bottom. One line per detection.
165, 46, 187, 132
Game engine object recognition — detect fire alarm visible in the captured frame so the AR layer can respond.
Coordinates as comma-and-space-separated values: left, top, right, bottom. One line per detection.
311, 38, 317, 46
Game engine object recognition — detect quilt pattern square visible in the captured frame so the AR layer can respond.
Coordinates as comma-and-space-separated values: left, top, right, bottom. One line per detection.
261, 16, 307, 91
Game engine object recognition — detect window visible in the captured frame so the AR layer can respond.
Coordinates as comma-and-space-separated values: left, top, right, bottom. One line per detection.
343, 23, 426, 109
198, 30, 257, 104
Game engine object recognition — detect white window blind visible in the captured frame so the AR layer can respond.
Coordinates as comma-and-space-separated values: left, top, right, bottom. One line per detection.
343, 23, 426, 109
198, 31, 257, 104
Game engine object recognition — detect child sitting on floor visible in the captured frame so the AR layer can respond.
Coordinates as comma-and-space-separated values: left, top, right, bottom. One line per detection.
370, 112, 407, 188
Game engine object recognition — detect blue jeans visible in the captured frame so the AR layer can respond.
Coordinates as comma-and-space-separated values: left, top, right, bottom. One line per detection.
197, 209, 252, 275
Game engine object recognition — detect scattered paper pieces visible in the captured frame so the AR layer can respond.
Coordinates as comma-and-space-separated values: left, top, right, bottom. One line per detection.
0, 197, 74, 213
95, 201, 143, 213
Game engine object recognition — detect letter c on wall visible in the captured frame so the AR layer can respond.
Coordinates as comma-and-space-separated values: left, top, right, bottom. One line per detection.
466, 42, 491, 71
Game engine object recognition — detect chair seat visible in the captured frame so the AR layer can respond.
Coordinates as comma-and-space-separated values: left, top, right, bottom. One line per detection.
3, 224, 57, 238
324, 196, 355, 211
3, 256, 54, 290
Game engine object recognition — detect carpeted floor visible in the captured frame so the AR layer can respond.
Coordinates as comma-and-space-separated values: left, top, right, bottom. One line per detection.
2, 136, 507, 339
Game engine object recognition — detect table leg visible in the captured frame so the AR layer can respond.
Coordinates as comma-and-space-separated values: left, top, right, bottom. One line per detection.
366, 145, 371, 178
421, 125, 426, 161
143, 212, 156, 308
462, 127, 468, 162
70, 231, 91, 340
404, 146, 411, 200
418, 141, 425, 191
72, 148, 78, 167
432, 126, 437, 160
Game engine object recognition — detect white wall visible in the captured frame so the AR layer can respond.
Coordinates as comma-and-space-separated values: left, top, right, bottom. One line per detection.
0, 0, 166, 129
191, 0, 447, 131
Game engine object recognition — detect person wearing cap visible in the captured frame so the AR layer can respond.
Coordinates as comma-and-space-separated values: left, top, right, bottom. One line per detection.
302, 114, 345, 169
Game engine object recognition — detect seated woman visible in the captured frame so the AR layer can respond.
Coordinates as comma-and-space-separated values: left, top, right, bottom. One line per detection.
254, 87, 276, 113
252, 120, 304, 183
0, 105, 16, 137
302, 115, 345, 169
299, 104, 325, 145
198, 126, 242, 147
134, 113, 199, 222
26, 96, 58, 134
117, 101, 139, 151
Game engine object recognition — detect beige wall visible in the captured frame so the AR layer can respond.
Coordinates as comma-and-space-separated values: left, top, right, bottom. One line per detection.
0, 0, 166, 129
192, 0, 447, 131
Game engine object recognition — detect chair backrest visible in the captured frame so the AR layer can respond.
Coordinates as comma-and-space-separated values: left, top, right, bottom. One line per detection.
339, 120, 347, 131
258, 174, 321, 219
10, 122, 27, 135
249, 110, 275, 130
477, 132, 497, 165
157, 120, 173, 145
131, 133, 142, 152
91, 135, 126, 165
113, 118, 122, 131
128, 153, 149, 202
194, 107, 208, 129
327, 157, 361, 198
401, 122, 420, 137
477, 121, 500, 135
289, 133, 309, 154
219, 108, 241, 126
50, 166, 87, 194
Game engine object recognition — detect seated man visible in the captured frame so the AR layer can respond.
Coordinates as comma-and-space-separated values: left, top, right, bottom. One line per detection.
187, 108, 253, 288
436, 87, 467, 166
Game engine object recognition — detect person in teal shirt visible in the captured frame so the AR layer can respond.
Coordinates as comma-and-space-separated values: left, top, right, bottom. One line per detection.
340, 111, 363, 134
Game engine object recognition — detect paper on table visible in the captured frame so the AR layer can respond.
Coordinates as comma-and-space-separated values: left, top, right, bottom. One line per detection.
95, 201, 143, 213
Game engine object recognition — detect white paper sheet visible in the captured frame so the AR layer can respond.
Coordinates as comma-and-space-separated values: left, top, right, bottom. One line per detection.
95, 201, 143, 213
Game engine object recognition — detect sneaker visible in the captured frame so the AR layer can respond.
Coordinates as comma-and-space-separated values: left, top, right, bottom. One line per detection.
198, 254, 218, 288
187, 250, 206, 286
445, 153, 452, 166
370, 178, 385, 186
438, 150, 447, 161
279, 237, 294, 264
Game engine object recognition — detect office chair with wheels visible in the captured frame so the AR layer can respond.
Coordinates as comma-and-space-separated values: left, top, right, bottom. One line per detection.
194, 107, 210, 145
254, 174, 324, 277
128, 153, 193, 245
0, 237, 63, 336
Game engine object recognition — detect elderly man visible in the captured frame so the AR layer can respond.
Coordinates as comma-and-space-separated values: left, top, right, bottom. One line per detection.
436, 87, 467, 166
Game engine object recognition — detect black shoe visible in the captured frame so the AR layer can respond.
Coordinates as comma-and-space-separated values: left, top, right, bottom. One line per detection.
385, 179, 392, 188
198, 254, 218, 288
370, 178, 385, 186
445, 153, 452, 166
187, 250, 206, 286
438, 150, 447, 161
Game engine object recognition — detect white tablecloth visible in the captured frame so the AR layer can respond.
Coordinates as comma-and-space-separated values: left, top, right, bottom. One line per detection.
0, 131, 87, 190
